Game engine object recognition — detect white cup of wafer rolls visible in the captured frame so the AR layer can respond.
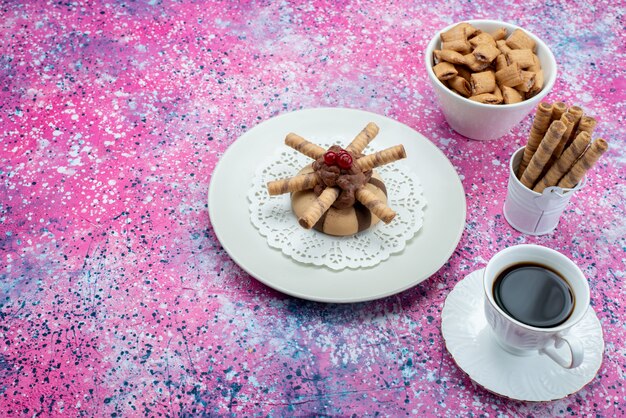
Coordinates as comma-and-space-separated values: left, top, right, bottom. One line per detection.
425, 20, 557, 140
504, 147, 585, 235
503, 102, 609, 235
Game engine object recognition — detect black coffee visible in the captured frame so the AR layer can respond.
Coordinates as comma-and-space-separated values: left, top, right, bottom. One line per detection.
493, 263, 574, 328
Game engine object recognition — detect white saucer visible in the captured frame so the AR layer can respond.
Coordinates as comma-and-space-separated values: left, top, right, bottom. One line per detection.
441, 269, 604, 402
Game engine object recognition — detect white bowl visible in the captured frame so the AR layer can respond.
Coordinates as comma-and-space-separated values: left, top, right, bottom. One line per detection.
425, 19, 557, 141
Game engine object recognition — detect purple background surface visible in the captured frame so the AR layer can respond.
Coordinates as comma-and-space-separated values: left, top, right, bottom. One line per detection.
1, 1, 625, 416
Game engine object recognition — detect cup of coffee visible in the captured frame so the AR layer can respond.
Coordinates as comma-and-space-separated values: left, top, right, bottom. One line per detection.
483, 244, 591, 369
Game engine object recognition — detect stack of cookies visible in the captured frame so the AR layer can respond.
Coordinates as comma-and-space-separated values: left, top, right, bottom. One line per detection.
432, 22, 544, 104
517, 102, 608, 192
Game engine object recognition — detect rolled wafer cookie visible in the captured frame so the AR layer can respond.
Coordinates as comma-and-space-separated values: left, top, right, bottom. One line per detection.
570, 115, 596, 150
433, 62, 459, 80
448, 76, 471, 97
285, 133, 326, 160
355, 144, 407, 172
355, 187, 396, 224
473, 43, 501, 63
346, 122, 379, 154
440, 23, 473, 42
443, 39, 472, 55
557, 139, 608, 189
455, 65, 472, 82
506, 49, 535, 69
434, 49, 467, 65
493, 85, 503, 102
574, 116, 597, 138
502, 85, 523, 104
267, 172, 318, 195
566, 106, 583, 131
533, 132, 591, 193
506, 29, 536, 52
550, 101, 567, 123
561, 106, 584, 149
495, 63, 523, 87
527, 69, 544, 98
496, 40, 512, 55
491, 27, 508, 41
520, 120, 567, 189
464, 53, 491, 72
549, 112, 577, 163
495, 54, 508, 72
469, 33, 497, 48
298, 187, 340, 229
470, 70, 496, 95
517, 102, 553, 177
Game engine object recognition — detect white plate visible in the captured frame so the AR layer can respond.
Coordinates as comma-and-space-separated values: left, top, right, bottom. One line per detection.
208, 108, 466, 302
441, 269, 604, 401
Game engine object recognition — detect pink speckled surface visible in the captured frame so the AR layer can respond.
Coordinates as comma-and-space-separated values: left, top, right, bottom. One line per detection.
1, 1, 625, 416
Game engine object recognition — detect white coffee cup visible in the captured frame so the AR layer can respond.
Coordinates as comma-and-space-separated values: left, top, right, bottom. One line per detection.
483, 244, 590, 368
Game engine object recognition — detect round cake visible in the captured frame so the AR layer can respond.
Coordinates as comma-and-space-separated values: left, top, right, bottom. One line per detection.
265, 123, 406, 238
291, 165, 388, 236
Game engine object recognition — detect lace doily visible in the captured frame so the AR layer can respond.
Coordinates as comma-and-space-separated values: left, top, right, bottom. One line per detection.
247, 138, 426, 270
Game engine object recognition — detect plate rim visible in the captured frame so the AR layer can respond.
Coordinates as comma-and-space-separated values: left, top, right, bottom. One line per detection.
208, 107, 466, 303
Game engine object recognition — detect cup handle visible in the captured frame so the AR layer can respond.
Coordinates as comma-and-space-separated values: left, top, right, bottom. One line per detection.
540, 334, 584, 369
